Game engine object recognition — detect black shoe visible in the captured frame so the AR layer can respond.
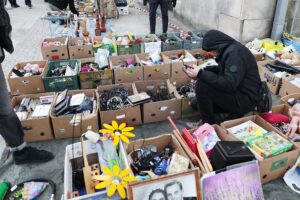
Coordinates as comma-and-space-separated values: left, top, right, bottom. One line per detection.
11, 3, 20, 8
13, 146, 54, 165
27, 5, 32, 9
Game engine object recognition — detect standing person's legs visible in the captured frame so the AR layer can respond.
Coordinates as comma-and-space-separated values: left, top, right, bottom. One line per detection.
160, 0, 169, 33
25, 0, 32, 8
195, 80, 256, 124
0, 66, 25, 149
149, 0, 159, 34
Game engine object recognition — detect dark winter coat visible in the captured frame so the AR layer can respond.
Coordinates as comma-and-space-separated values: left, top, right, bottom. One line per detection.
198, 30, 261, 104
48, 0, 79, 15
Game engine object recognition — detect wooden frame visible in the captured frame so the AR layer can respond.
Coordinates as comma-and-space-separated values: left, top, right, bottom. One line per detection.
127, 169, 201, 200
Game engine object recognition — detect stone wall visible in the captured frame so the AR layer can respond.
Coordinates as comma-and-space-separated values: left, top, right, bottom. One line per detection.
174, 0, 277, 42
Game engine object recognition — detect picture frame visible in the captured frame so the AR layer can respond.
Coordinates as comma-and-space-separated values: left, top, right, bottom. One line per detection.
127, 169, 201, 200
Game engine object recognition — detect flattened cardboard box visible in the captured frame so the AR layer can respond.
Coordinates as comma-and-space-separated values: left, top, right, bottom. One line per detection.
169, 77, 199, 118
68, 37, 94, 59
41, 37, 69, 60
133, 79, 181, 123
221, 115, 300, 184
281, 93, 300, 106
186, 49, 209, 66
279, 75, 300, 97
50, 89, 99, 139
109, 55, 143, 83
8, 60, 48, 96
136, 53, 171, 80
97, 83, 142, 127
11, 93, 55, 142
162, 50, 197, 78
79, 57, 113, 89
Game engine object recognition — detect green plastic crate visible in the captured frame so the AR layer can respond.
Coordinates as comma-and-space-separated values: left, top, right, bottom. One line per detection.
43, 59, 80, 92
79, 69, 113, 89
156, 33, 183, 52
93, 43, 116, 56
116, 36, 141, 55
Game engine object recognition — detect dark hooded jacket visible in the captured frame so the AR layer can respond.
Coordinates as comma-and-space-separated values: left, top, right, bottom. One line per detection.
48, 0, 79, 15
0, 0, 14, 63
198, 30, 261, 104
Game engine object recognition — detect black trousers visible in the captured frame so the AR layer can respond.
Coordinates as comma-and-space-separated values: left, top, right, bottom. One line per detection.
195, 80, 256, 124
149, 0, 169, 34
25, 0, 31, 6
0, 64, 24, 148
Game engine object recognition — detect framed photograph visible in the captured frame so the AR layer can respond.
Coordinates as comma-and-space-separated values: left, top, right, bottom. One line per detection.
127, 169, 201, 200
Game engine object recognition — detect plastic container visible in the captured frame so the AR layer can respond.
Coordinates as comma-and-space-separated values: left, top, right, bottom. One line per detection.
175, 32, 203, 50
43, 59, 80, 92
156, 33, 183, 52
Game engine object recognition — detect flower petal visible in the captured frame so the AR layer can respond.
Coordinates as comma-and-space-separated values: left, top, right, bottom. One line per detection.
93, 175, 110, 181
117, 184, 126, 199
121, 127, 134, 132
113, 165, 120, 176
121, 181, 128, 189
102, 166, 113, 177
123, 176, 137, 182
119, 168, 130, 178
120, 135, 130, 144
99, 129, 114, 134
107, 184, 117, 196
95, 181, 111, 190
122, 132, 135, 137
103, 123, 115, 130
113, 136, 120, 146
119, 123, 126, 130
112, 121, 119, 130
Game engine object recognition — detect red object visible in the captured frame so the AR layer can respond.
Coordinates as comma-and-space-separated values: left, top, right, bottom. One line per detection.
259, 113, 290, 124
182, 128, 199, 156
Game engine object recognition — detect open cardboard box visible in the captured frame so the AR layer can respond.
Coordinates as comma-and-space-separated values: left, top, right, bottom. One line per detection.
41, 37, 69, 60
279, 75, 300, 97
8, 60, 48, 95
64, 140, 126, 200
135, 53, 171, 80
220, 115, 300, 184
97, 83, 142, 127
68, 37, 94, 59
11, 93, 55, 142
161, 50, 197, 78
50, 89, 99, 139
136, 34, 162, 53
169, 77, 199, 118
280, 93, 300, 107
79, 57, 113, 89
186, 49, 209, 66
257, 60, 290, 95
133, 79, 181, 123
109, 55, 143, 83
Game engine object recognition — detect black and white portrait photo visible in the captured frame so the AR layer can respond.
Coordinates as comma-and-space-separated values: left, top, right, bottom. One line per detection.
128, 169, 200, 200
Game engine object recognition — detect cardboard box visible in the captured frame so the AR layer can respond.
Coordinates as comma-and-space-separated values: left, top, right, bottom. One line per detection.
50, 89, 99, 139
257, 60, 285, 95
221, 115, 300, 184
97, 83, 142, 127
79, 57, 113, 89
135, 53, 171, 80
41, 37, 69, 60
68, 37, 94, 59
11, 93, 55, 142
136, 34, 161, 53
279, 75, 300, 97
64, 140, 126, 200
162, 50, 197, 78
109, 55, 143, 83
133, 80, 181, 123
8, 60, 48, 95
186, 49, 209, 66
92, 36, 115, 55
280, 93, 300, 106
169, 77, 199, 118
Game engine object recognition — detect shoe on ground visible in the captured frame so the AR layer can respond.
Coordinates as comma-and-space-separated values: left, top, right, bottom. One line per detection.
28, 5, 32, 9
11, 3, 20, 8
185, 120, 204, 129
13, 146, 54, 165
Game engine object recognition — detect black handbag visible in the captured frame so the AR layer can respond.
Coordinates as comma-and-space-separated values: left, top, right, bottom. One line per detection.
256, 81, 272, 113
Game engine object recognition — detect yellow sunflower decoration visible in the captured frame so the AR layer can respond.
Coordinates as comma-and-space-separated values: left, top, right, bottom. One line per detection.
99, 121, 135, 146
94, 165, 137, 198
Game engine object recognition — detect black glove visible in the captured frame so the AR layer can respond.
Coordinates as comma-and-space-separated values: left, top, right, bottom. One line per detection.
172, 0, 177, 7
0, 8, 14, 54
